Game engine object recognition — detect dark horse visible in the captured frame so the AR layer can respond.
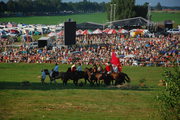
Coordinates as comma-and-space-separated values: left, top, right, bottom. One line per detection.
49, 67, 88, 86
109, 72, 131, 85
65, 67, 94, 86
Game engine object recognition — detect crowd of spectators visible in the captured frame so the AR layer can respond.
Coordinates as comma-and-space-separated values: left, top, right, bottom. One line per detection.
0, 34, 179, 67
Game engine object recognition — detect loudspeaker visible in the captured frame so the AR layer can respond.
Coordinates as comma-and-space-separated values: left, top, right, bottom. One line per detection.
64, 21, 76, 45
38, 40, 47, 48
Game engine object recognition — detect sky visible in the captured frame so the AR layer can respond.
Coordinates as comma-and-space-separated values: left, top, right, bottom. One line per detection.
0, 0, 180, 7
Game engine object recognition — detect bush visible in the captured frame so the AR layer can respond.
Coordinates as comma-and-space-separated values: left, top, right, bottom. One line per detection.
158, 65, 180, 120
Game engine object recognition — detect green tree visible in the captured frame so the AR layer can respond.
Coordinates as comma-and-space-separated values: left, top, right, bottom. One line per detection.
156, 2, 162, 10
3, 0, 104, 15
7, 0, 18, 13
135, 2, 148, 19
158, 66, 180, 120
0, 1, 7, 13
107, 0, 136, 21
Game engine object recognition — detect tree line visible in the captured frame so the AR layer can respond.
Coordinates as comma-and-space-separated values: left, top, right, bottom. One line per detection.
1, 0, 172, 21
0, 0, 105, 16
106, 0, 149, 21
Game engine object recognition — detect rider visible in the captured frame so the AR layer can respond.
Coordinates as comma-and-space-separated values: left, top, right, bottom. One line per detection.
53, 63, 59, 77
112, 64, 119, 73
97, 64, 103, 73
92, 63, 97, 73
76, 63, 82, 71
71, 64, 76, 72
118, 64, 122, 72
105, 62, 112, 74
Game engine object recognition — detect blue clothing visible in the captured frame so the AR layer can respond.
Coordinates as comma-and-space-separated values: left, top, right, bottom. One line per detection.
42, 71, 46, 80
77, 66, 82, 71
49, 70, 53, 77
53, 65, 59, 72
113, 66, 119, 73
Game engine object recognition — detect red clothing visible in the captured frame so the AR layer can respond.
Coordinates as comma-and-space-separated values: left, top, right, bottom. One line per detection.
118, 64, 122, 72
105, 65, 111, 72
71, 67, 76, 72
111, 52, 123, 72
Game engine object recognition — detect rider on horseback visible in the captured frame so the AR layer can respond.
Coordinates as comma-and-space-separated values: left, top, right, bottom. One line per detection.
71, 64, 76, 72
105, 62, 112, 74
76, 63, 82, 71
112, 64, 119, 73
97, 64, 103, 73
52, 63, 59, 77
92, 63, 97, 73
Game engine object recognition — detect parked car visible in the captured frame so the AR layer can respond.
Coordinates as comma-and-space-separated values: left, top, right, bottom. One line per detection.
167, 29, 180, 34
29, 42, 38, 48
154, 31, 170, 37
143, 30, 154, 38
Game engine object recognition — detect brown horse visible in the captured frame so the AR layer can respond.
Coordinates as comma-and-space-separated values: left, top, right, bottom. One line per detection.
109, 72, 131, 85
84, 68, 111, 86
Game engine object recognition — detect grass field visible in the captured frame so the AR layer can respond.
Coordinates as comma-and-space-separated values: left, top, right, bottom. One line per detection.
151, 11, 180, 26
0, 63, 169, 120
0, 13, 107, 25
0, 12, 180, 26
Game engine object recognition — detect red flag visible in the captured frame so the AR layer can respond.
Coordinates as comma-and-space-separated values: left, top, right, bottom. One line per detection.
111, 52, 122, 72
111, 52, 120, 65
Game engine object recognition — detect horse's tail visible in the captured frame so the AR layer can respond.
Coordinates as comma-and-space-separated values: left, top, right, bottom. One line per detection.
124, 73, 131, 83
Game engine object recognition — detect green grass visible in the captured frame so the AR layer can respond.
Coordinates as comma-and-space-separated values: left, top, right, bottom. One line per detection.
0, 63, 167, 120
0, 13, 107, 24
151, 11, 180, 26
0, 12, 180, 26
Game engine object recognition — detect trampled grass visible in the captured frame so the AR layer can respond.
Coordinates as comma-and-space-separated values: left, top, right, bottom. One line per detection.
0, 63, 166, 120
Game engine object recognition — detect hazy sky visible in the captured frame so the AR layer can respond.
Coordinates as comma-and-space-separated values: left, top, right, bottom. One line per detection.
0, 0, 180, 7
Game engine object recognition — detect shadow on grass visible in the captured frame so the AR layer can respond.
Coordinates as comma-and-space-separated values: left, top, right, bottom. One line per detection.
0, 81, 158, 91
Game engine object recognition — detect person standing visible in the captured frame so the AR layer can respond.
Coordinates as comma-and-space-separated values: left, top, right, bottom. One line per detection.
41, 70, 46, 84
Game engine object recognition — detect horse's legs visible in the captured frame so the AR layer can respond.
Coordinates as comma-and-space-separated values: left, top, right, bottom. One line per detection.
111, 79, 114, 85
84, 79, 87, 85
73, 79, 78, 86
63, 79, 67, 86
85, 78, 90, 85
54, 79, 57, 84
101, 80, 104, 85
94, 79, 98, 86
98, 79, 101, 86
115, 78, 119, 85
41, 78, 45, 85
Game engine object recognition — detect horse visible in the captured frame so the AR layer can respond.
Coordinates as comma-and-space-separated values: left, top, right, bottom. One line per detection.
61, 67, 89, 86
45, 67, 90, 86
84, 68, 94, 85
109, 72, 131, 85
84, 68, 111, 86
41, 69, 66, 84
